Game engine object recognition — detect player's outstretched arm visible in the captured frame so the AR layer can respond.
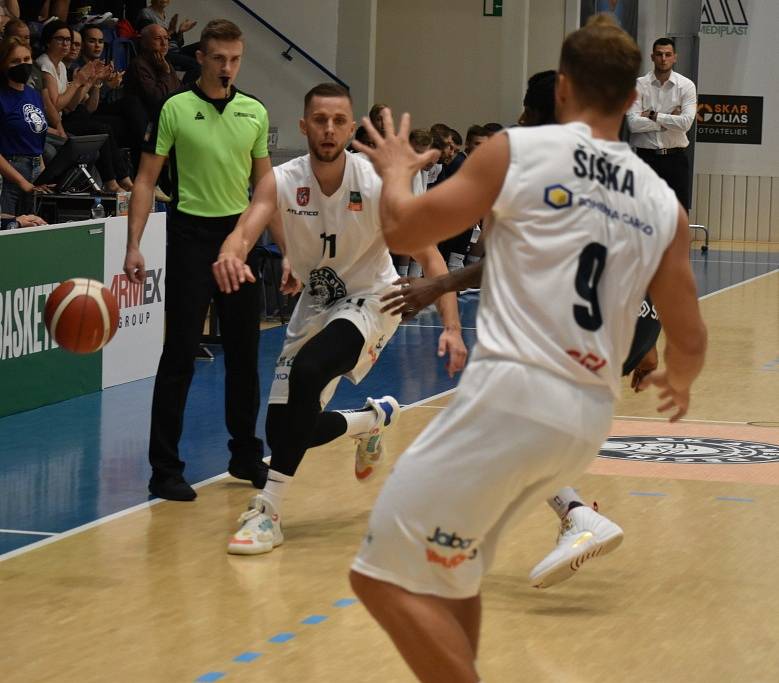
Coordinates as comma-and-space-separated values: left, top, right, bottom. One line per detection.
214, 170, 279, 293
642, 205, 707, 420
381, 260, 484, 318
409, 245, 468, 375
355, 108, 507, 254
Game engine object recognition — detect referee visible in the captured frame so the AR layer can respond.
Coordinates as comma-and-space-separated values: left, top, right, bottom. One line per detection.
124, 19, 271, 501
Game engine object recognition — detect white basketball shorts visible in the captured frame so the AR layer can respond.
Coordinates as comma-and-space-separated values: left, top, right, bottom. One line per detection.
269, 292, 401, 409
351, 358, 614, 599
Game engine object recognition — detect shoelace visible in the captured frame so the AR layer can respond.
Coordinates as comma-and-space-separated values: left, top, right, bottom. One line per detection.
237, 507, 262, 524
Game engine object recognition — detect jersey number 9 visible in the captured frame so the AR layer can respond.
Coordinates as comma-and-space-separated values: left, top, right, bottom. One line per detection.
573, 242, 608, 331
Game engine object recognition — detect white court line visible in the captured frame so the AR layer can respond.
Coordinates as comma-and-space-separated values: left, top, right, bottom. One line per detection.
0, 529, 57, 537
0, 471, 230, 563
699, 268, 778, 300
613, 415, 749, 425
401, 389, 455, 410
691, 259, 779, 265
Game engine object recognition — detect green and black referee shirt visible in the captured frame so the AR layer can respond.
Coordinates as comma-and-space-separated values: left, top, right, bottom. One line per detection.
143, 83, 269, 219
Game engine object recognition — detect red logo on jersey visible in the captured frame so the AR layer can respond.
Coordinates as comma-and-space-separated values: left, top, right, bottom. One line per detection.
567, 349, 607, 372
297, 187, 310, 206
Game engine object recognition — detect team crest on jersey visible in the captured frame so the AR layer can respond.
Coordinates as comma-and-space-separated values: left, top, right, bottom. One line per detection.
297, 187, 310, 206
308, 267, 347, 309
348, 191, 363, 211
544, 184, 573, 210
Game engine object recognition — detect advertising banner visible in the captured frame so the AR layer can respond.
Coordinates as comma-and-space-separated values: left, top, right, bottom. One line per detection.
0, 221, 104, 416
696, 95, 763, 145
102, 214, 166, 389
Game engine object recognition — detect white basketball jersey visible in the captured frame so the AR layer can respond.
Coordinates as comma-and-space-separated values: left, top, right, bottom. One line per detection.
274, 153, 397, 309
475, 122, 679, 397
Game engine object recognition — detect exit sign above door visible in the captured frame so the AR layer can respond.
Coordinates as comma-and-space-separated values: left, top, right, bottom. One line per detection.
484, 0, 503, 17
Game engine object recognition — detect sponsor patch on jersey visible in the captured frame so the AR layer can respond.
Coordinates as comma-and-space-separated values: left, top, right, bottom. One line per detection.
348, 191, 363, 211
297, 187, 310, 206
195, 111, 205, 120
308, 267, 347, 309
598, 437, 779, 464
543, 184, 573, 209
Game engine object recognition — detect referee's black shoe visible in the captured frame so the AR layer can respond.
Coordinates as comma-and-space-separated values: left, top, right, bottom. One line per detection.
149, 474, 197, 501
228, 457, 269, 489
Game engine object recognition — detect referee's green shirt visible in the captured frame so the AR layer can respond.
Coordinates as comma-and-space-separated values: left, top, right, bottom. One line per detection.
144, 84, 269, 218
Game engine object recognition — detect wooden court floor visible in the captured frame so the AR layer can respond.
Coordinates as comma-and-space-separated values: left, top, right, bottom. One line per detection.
1, 271, 777, 682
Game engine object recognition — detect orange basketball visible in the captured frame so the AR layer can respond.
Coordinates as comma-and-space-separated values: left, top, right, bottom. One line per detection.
44, 278, 120, 354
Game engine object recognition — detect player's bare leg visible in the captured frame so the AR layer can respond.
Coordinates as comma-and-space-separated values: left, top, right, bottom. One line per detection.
350, 571, 481, 683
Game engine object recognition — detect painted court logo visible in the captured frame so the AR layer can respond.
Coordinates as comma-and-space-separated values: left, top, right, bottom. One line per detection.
599, 437, 779, 464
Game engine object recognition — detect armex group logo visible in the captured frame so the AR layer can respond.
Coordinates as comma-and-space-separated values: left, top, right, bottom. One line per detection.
696, 95, 763, 145
701, 0, 748, 37
109, 268, 163, 330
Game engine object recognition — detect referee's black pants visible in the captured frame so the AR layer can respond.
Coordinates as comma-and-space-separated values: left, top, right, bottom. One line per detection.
148, 217, 262, 480
635, 148, 690, 211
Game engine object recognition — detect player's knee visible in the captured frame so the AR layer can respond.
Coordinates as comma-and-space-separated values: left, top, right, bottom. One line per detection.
288, 354, 329, 395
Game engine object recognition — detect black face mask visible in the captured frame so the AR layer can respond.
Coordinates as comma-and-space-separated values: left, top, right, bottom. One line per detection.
7, 63, 33, 84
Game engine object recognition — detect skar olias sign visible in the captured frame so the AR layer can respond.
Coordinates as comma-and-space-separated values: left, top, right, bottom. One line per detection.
696, 95, 763, 145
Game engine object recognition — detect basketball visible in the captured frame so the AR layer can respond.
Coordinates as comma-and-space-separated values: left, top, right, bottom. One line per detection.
44, 278, 120, 354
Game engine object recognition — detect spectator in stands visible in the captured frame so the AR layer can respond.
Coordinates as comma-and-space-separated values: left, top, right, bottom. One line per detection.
519, 69, 556, 125
64, 28, 80, 77
450, 128, 462, 155
38, 21, 132, 191
1, 149, 48, 228
0, 36, 51, 216
136, 0, 198, 82
483, 121, 503, 135
348, 124, 371, 155
18, 0, 48, 23
368, 102, 388, 137
124, 22, 180, 117
0, 1, 20, 33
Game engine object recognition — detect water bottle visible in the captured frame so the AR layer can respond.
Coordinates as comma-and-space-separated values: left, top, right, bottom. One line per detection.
91, 197, 106, 219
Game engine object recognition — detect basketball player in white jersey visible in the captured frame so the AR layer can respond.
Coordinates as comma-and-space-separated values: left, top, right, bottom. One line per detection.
213, 83, 467, 556
348, 16, 707, 682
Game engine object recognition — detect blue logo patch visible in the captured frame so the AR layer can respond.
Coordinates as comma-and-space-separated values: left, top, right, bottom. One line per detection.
544, 184, 573, 209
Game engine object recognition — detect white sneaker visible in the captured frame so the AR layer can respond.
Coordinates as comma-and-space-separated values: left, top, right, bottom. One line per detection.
354, 395, 400, 482
227, 495, 284, 555
529, 505, 623, 589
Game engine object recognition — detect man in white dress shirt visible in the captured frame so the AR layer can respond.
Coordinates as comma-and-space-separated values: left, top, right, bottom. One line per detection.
627, 37, 696, 209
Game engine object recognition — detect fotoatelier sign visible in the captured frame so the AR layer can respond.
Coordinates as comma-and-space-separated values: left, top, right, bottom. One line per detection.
696, 95, 763, 145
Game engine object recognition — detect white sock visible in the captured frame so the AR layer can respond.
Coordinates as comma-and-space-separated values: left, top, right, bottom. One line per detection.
466, 254, 481, 266
408, 261, 423, 278
547, 487, 584, 519
335, 406, 377, 437
263, 469, 293, 516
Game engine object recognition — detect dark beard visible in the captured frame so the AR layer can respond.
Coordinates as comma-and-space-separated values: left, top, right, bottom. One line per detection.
311, 144, 345, 163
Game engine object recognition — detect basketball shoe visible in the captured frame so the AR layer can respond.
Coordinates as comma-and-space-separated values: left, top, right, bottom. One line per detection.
529, 505, 623, 588
227, 494, 284, 555
354, 395, 400, 482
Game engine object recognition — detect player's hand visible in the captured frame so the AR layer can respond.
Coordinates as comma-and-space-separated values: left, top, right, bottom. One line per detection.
280, 256, 302, 295
353, 108, 440, 180
213, 253, 256, 293
124, 246, 146, 284
179, 18, 197, 32
438, 327, 467, 378
630, 345, 658, 392
381, 276, 442, 320
638, 370, 690, 422
671, 106, 682, 115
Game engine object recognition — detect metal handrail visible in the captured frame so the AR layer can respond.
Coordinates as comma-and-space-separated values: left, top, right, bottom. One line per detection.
229, 0, 349, 90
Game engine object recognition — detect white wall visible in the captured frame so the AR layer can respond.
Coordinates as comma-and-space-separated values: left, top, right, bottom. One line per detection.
174, 0, 341, 151
374, 0, 529, 135
527, 0, 566, 78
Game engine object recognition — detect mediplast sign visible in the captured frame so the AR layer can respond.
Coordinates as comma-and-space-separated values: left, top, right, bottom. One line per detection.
696, 95, 763, 144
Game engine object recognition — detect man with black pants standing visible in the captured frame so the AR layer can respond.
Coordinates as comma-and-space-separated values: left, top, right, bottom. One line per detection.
124, 19, 272, 501
627, 37, 696, 209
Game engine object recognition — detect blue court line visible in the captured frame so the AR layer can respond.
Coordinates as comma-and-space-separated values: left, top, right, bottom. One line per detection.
629, 491, 667, 497
716, 496, 755, 503
268, 632, 296, 644
194, 597, 359, 681
233, 652, 262, 663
